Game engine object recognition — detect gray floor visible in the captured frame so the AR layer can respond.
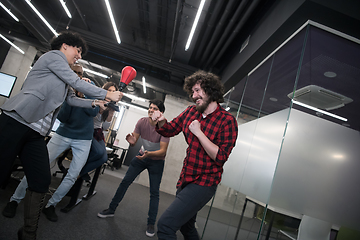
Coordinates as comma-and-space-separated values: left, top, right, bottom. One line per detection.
0, 163, 179, 240
0, 162, 272, 240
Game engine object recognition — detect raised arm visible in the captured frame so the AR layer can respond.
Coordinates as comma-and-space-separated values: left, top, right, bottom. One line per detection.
126, 132, 140, 147
189, 120, 219, 160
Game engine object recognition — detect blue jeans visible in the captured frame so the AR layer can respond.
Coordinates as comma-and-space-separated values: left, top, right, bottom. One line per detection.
80, 138, 107, 176
109, 156, 165, 225
11, 133, 91, 206
157, 184, 217, 240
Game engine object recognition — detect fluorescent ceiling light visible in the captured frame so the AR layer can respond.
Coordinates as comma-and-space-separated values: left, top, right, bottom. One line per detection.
104, 0, 121, 44
223, 87, 235, 97
123, 93, 146, 102
292, 100, 347, 122
59, 0, 72, 18
77, 59, 87, 64
0, 2, 19, 22
142, 76, 146, 94
119, 101, 148, 112
83, 68, 109, 78
0, 34, 24, 54
25, 0, 58, 36
185, 0, 206, 51
225, 107, 230, 111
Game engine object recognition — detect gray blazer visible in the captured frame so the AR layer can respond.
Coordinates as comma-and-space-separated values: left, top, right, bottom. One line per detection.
1, 50, 108, 125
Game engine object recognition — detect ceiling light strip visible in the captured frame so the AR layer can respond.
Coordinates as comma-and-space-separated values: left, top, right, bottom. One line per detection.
223, 87, 235, 97
0, 34, 25, 54
142, 76, 146, 94
118, 101, 148, 112
25, 0, 58, 36
123, 93, 147, 102
292, 100, 347, 122
59, 0, 72, 18
83, 68, 109, 78
0, 2, 19, 22
104, 0, 121, 44
185, 0, 206, 51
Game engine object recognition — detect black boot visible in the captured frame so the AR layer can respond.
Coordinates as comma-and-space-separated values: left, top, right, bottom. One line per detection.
18, 190, 46, 240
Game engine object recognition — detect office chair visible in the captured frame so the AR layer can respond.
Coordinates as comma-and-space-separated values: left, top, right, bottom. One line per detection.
104, 129, 121, 171
1, 157, 23, 189
52, 149, 72, 179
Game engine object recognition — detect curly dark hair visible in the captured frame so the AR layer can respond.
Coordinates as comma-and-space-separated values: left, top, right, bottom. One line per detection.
183, 70, 224, 103
50, 31, 88, 56
149, 99, 165, 113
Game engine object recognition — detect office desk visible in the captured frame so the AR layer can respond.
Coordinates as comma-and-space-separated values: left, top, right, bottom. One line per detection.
105, 145, 127, 170
235, 197, 339, 240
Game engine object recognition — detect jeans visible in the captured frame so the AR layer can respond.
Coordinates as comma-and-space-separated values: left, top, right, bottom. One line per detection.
157, 184, 217, 240
79, 138, 107, 176
109, 156, 165, 225
0, 113, 50, 193
11, 133, 91, 207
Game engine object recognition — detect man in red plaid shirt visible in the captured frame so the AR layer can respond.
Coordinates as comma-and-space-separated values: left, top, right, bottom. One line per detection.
152, 70, 238, 239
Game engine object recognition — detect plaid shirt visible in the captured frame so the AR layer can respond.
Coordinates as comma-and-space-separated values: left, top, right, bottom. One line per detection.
156, 104, 238, 188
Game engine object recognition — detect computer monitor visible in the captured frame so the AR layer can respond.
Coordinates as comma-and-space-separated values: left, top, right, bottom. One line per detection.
0, 72, 17, 98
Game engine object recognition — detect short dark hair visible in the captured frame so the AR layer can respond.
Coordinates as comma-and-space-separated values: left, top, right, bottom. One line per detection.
149, 99, 165, 113
183, 70, 224, 103
50, 31, 88, 56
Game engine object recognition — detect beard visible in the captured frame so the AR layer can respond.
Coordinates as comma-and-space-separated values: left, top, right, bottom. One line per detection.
194, 97, 211, 113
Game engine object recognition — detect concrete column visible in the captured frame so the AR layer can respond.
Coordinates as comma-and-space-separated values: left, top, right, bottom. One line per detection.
0, 40, 37, 106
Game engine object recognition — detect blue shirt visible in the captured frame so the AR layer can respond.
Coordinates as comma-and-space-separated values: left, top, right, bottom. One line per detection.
55, 99, 99, 140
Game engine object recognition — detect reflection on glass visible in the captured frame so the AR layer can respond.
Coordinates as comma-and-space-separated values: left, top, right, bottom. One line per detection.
201, 21, 360, 240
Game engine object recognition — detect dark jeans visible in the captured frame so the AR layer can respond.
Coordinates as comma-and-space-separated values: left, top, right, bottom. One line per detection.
109, 156, 165, 225
80, 138, 107, 176
157, 183, 217, 240
0, 113, 51, 193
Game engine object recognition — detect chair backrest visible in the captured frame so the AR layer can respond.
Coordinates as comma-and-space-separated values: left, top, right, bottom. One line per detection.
107, 130, 117, 148
297, 215, 331, 240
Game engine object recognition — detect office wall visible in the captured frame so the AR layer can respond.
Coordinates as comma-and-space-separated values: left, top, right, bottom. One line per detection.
0, 41, 37, 106
222, 107, 360, 231
269, 109, 360, 231
115, 106, 145, 150
221, 108, 289, 203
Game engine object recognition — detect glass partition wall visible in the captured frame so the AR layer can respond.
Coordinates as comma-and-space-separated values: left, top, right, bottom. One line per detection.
198, 21, 360, 240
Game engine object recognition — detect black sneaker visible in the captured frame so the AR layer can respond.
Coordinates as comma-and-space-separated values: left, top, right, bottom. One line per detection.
146, 224, 155, 237
42, 206, 58, 222
97, 209, 115, 218
2, 201, 18, 218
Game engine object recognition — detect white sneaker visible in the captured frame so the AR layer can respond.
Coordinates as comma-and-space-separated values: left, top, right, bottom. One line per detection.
146, 224, 155, 237
97, 209, 115, 218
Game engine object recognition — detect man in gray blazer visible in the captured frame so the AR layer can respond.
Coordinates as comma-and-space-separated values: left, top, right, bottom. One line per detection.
0, 31, 123, 239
